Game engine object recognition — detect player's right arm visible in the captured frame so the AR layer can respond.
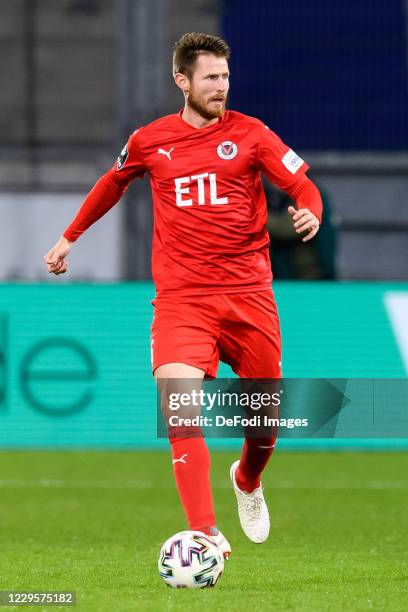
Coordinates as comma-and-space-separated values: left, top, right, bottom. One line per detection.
44, 130, 146, 275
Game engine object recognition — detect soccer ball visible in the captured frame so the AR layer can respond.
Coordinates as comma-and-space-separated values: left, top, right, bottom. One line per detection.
158, 530, 224, 588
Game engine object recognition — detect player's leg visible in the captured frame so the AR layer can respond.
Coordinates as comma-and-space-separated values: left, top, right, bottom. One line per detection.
221, 290, 281, 489
151, 297, 230, 552
235, 379, 279, 495
219, 290, 281, 542
155, 362, 231, 556
155, 363, 214, 531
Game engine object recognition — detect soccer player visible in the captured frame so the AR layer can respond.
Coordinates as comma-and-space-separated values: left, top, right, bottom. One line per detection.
44, 33, 322, 558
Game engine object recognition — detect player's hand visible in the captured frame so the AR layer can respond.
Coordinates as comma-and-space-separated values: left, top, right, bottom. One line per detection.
288, 206, 320, 242
44, 236, 73, 275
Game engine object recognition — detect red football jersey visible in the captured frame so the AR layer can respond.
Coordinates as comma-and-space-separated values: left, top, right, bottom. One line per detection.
64, 110, 321, 296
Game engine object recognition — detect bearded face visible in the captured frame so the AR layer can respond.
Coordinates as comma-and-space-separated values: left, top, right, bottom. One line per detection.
184, 54, 230, 120
187, 85, 228, 120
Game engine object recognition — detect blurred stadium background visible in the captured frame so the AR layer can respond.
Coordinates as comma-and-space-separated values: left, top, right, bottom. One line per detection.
1, 1, 408, 448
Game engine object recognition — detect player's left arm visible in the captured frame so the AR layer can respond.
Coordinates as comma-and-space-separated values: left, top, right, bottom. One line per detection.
285, 175, 322, 242
256, 125, 323, 242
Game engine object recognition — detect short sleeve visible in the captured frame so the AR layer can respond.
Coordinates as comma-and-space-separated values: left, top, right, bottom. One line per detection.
256, 125, 309, 191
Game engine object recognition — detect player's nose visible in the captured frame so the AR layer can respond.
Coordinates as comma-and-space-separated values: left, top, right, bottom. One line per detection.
215, 85, 227, 96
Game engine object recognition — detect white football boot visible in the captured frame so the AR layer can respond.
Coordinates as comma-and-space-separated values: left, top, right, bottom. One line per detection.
200, 528, 232, 559
230, 460, 270, 544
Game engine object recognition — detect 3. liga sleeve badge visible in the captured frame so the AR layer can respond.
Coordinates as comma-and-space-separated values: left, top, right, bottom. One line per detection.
217, 141, 238, 160
116, 143, 129, 171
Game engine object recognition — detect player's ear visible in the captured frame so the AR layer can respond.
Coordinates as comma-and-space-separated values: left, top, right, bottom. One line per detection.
174, 72, 190, 94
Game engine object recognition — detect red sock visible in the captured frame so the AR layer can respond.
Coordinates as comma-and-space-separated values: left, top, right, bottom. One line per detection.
169, 436, 215, 531
236, 436, 277, 493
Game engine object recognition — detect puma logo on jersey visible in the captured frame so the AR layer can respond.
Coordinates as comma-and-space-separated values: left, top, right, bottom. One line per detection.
172, 453, 188, 464
158, 147, 174, 160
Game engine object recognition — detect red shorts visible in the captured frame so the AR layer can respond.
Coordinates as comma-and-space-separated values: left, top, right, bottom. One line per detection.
151, 290, 281, 378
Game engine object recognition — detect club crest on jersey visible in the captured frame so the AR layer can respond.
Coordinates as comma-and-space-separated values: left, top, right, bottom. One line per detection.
217, 141, 238, 160
116, 144, 128, 171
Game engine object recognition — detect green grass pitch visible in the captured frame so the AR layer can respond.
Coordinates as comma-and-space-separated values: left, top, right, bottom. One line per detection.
0, 450, 407, 611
